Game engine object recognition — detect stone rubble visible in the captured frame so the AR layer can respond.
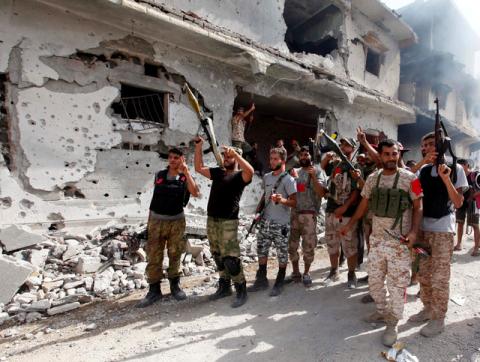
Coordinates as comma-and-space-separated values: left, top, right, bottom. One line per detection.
0, 212, 326, 325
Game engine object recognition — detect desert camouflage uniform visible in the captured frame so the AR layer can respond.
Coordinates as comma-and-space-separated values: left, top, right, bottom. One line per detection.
146, 218, 186, 283
257, 220, 290, 265
325, 162, 360, 257
362, 168, 422, 320
325, 214, 358, 257
417, 231, 454, 319
207, 217, 245, 283
289, 211, 317, 264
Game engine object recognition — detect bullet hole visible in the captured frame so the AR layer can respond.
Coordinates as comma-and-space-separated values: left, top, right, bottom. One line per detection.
124, 195, 128, 198
74, 127, 79, 132
47, 212, 64, 221
135, 161, 139, 165
0, 197, 12, 209
108, 212, 115, 217
28, 120, 36, 125
91, 180, 98, 184
64, 162, 70, 167
136, 192, 142, 195
93, 102, 101, 114
113, 123, 117, 127
19, 199, 34, 209
19, 212, 26, 218
104, 193, 109, 197
137, 136, 142, 140
126, 165, 129, 169
146, 164, 150, 167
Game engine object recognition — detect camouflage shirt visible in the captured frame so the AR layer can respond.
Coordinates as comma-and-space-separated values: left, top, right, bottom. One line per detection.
362, 168, 423, 240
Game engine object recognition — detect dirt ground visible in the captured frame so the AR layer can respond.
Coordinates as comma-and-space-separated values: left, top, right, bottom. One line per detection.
1, 235, 479, 362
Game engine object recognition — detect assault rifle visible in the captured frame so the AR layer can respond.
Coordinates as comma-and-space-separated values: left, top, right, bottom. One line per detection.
317, 129, 356, 171
184, 83, 224, 168
434, 98, 457, 182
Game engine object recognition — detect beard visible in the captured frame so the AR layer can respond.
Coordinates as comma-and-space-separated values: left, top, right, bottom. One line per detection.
224, 162, 235, 170
299, 159, 311, 167
383, 161, 397, 170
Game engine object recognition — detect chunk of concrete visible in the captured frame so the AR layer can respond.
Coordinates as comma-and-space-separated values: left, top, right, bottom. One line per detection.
26, 299, 51, 312
0, 255, 34, 304
29, 249, 50, 268
47, 302, 80, 316
0, 225, 46, 252
75, 256, 102, 274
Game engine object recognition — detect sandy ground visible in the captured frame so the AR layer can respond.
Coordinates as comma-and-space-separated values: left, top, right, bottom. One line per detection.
1, 235, 479, 362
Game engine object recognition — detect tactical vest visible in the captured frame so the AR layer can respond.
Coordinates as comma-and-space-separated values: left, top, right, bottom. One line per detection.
419, 165, 453, 218
369, 171, 412, 232
149, 169, 190, 216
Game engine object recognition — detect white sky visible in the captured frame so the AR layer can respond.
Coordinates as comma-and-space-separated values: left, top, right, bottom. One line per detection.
381, 0, 480, 35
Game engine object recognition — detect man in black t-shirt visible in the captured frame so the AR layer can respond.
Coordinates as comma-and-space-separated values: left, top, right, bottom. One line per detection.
194, 136, 254, 308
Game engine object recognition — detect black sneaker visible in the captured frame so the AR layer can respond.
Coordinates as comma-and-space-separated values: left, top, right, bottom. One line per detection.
347, 271, 357, 289
302, 274, 313, 287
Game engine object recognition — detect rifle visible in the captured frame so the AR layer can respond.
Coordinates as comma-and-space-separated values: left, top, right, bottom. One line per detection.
317, 129, 356, 171
184, 83, 223, 168
383, 229, 429, 257
434, 98, 457, 182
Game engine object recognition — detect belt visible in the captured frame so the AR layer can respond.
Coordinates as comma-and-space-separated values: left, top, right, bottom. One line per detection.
298, 210, 316, 215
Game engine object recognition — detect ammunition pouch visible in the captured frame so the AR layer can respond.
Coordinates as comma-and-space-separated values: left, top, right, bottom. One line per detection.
369, 171, 412, 232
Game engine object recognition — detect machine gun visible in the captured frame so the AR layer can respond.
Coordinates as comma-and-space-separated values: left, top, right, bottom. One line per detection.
184, 83, 224, 168
434, 98, 457, 182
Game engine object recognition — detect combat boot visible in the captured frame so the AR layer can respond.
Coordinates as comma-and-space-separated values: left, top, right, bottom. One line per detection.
382, 318, 398, 347
363, 311, 386, 324
420, 319, 445, 337
136, 282, 162, 308
269, 267, 286, 297
209, 278, 232, 301
231, 281, 248, 308
169, 277, 187, 301
408, 308, 431, 323
247, 267, 269, 292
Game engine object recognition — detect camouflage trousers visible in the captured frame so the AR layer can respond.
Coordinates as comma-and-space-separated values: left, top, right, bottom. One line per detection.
257, 220, 290, 265
207, 217, 245, 283
368, 237, 410, 321
417, 231, 454, 320
288, 212, 317, 264
146, 217, 186, 284
325, 213, 358, 258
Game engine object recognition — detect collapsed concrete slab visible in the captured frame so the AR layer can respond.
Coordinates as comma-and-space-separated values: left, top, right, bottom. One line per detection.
0, 225, 46, 252
0, 255, 34, 304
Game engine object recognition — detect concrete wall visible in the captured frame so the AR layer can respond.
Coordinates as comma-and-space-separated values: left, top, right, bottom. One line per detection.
347, 7, 401, 98
154, 0, 289, 52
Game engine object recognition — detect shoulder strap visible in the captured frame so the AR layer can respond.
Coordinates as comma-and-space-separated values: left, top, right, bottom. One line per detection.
392, 171, 400, 189
272, 172, 288, 193
375, 171, 383, 188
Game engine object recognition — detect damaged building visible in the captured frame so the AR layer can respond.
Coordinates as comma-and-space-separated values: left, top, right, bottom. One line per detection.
0, 0, 417, 234
397, 0, 480, 162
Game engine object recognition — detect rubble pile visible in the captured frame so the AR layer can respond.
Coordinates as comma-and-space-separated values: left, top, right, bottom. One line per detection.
0, 213, 325, 325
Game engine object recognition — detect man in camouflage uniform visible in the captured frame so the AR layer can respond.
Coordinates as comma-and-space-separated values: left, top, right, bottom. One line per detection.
194, 137, 253, 308
409, 132, 467, 337
340, 139, 423, 346
248, 147, 297, 297
137, 148, 199, 308
288, 146, 327, 286
321, 137, 361, 288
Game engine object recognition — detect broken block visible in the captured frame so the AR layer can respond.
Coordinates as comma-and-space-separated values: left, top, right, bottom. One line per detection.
0, 255, 34, 304
0, 225, 46, 252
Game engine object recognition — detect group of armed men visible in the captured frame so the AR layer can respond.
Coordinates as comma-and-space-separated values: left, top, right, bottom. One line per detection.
135, 106, 480, 348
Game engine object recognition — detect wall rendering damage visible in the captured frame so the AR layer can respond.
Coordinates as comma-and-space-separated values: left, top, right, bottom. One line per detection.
0, 0, 416, 234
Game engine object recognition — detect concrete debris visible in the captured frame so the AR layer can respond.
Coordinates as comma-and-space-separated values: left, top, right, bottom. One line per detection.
0, 225, 46, 252
1, 217, 325, 325
0, 312, 9, 325
47, 302, 81, 316
0, 255, 34, 304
